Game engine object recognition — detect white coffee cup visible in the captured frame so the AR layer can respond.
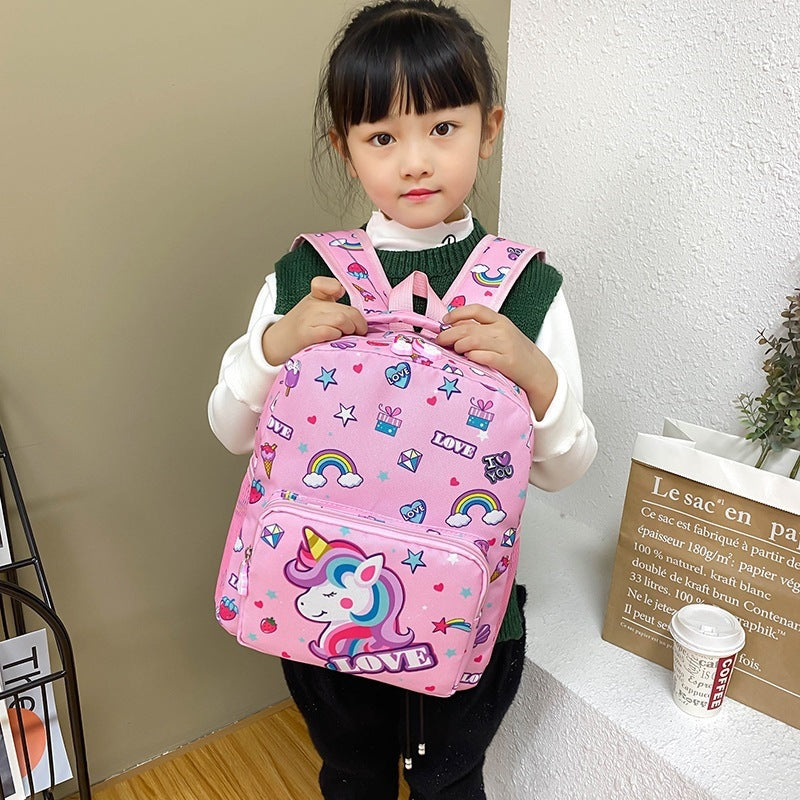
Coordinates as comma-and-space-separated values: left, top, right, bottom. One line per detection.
668, 604, 745, 717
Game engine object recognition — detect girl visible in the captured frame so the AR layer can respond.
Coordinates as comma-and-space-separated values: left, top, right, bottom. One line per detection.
209, 2, 597, 798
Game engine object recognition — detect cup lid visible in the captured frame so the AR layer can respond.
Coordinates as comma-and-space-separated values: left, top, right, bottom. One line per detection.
669, 603, 746, 656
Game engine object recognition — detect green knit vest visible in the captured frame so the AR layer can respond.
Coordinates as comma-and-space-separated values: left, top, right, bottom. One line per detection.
273, 220, 563, 641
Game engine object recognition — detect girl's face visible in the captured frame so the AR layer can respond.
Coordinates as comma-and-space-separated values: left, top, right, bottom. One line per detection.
331, 101, 503, 229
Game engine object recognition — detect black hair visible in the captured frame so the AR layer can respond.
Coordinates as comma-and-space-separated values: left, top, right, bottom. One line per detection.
314, 0, 501, 160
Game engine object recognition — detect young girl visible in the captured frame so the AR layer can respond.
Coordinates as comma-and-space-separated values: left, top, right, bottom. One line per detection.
209, 2, 597, 798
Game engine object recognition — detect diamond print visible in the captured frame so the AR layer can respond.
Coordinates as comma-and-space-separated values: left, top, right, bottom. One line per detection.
502, 529, 517, 548
261, 524, 284, 549
398, 449, 422, 472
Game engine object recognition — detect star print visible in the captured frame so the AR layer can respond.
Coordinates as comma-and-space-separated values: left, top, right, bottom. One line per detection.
477, 430, 489, 441
266, 590, 277, 600
340, 526, 351, 536
402, 549, 426, 573
432, 618, 448, 634
378, 471, 389, 482
445, 648, 457, 658
298, 442, 308, 453
315, 367, 338, 390
334, 403, 357, 427
438, 377, 461, 399
460, 587, 472, 598
518, 489, 527, 500
248, 633, 257, 641
447, 553, 459, 564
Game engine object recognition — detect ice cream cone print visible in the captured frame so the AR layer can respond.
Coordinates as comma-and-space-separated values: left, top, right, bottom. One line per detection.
261, 443, 277, 478
490, 555, 510, 582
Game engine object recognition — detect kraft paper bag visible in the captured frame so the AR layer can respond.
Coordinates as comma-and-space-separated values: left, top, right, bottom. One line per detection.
602, 419, 800, 729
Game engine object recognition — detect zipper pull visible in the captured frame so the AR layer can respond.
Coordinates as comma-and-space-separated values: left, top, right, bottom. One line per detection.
391, 334, 414, 356
411, 337, 441, 363
237, 547, 252, 596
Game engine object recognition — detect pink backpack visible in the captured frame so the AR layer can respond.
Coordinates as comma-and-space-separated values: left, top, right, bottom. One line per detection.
214, 230, 544, 697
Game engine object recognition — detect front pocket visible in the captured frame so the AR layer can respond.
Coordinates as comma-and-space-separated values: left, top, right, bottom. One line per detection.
236, 490, 489, 697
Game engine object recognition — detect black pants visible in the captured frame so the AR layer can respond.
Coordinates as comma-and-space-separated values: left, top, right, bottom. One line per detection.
282, 586, 526, 800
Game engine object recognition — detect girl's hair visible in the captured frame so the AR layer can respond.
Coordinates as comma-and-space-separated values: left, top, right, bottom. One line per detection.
312, 0, 502, 199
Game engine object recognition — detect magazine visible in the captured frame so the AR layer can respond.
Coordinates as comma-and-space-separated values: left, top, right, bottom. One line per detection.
0, 631, 72, 796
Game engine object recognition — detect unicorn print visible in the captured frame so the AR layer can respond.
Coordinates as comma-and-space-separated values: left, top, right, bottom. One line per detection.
284, 527, 414, 660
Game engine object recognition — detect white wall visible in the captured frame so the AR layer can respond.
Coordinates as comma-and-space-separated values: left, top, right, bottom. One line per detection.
501, 0, 800, 541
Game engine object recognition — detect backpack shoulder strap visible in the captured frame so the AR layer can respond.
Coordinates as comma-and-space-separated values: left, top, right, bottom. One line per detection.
291, 230, 391, 312
440, 235, 546, 314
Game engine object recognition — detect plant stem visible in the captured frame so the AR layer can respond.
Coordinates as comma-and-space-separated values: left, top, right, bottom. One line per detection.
754, 448, 771, 469
791, 453, 800, 480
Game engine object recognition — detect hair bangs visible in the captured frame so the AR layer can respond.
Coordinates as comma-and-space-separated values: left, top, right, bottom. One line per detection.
332, 10, 484, 134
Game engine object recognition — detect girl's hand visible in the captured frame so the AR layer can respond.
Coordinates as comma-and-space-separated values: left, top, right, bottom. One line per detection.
262, 277, 368, 365
436, 305, 558, 421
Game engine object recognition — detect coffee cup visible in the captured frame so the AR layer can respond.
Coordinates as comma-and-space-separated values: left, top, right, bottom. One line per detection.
668, 603, 745, 717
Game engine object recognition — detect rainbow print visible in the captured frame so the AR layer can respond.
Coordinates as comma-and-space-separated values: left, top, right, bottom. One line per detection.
446, 490, 506, 527
329, 237, 364, 252
432, 617, 472, 634
470, 264, 511, 287
303, 449, 364, 489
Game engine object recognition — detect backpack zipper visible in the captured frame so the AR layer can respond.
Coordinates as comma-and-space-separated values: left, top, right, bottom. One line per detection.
237, 546, 252, 597
241, 491, 490, 611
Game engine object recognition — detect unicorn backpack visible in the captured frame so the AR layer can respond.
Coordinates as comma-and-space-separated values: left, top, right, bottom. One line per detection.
214, 230, 544, 697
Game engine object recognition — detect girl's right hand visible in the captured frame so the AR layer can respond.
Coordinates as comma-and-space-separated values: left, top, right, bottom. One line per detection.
261, 276, 368, 365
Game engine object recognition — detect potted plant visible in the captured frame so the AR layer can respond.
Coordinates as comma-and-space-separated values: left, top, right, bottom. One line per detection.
736, 288, 800, 477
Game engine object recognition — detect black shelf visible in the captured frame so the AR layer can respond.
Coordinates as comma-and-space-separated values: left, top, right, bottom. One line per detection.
0, 423, 91, 800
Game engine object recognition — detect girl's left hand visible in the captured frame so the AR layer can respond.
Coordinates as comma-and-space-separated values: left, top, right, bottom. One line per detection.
436, 305, 558, 421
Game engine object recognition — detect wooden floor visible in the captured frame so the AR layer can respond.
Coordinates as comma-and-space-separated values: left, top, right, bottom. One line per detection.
69, 700, 411, 800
